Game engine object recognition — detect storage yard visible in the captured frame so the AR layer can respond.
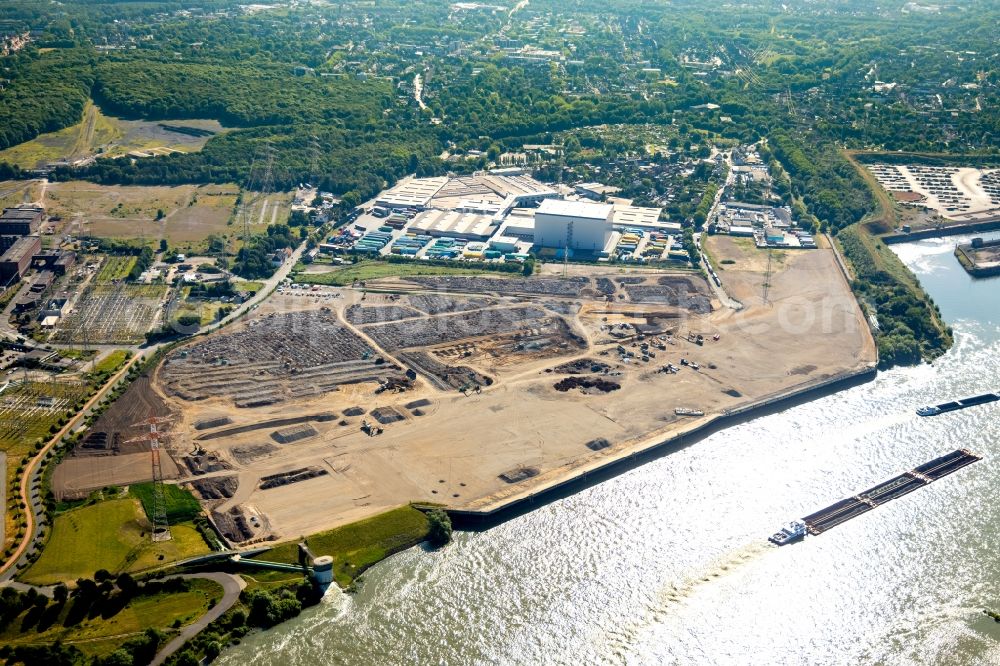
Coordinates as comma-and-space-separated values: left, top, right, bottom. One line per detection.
159, 310, 407, 407
108, 232, 877, 546
866, 164, 1000, 221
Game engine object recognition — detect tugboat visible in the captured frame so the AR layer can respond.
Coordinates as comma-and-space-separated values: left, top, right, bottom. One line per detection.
769, 520, 807, 546
916, 393, 998, 417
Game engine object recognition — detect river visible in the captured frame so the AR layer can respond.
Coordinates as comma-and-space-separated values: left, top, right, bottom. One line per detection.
219, 233, 1000, 666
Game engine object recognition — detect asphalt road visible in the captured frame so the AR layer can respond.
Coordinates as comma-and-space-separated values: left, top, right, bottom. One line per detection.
149, 572, 246, 666
0, 571, 245, 665
0, 354, 143, 581
0, 238, 308, 582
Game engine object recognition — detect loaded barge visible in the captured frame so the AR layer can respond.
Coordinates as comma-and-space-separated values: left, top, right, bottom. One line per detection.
916, 392, 998, 417
770, 449, 981, 544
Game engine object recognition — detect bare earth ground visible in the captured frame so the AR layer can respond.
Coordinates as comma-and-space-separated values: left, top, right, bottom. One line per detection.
45, 181, 239, 248
108, 239, 876, 547
0, 101, 226, 169
965, 245, 1000, 270
52, 452, 181, 497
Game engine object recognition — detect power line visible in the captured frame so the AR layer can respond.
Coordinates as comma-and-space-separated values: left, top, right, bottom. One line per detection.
762, 248, 773, 304
127, 416, 175, 542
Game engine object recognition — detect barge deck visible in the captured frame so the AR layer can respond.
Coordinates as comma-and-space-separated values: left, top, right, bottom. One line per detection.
801, 449, 981, 536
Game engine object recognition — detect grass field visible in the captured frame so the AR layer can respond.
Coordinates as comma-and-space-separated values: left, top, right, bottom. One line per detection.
235, 281, 265, 293
0, 101, 226, 169
0, 283, 21, 310
88, 350, 130, 377
49, 182, 196, 226
0, 179, 41, 209
21, 498, 211, 585
238, 191, 293, 237
49, 182, 240, 250
0, 578, 221, 658
57, 348, 98, 361
1, 380, 92, 550
130, 482, 202, 524
95, 255, 137, 283
259, 505, 429, 587
165, 185, 240, 251
0, 101, 119, 169
293, 261, 492, 287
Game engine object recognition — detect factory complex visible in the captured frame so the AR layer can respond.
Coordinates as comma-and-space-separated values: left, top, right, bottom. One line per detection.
324, 171, 686, 264
712, 201, 816, 249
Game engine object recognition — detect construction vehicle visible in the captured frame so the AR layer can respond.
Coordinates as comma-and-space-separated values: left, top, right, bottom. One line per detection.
458, 383, 483, 395
361, 420, 383, 436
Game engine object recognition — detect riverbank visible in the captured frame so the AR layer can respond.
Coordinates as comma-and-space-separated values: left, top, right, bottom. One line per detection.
211, 233, 1000, 666
882, 218, 1000, 245
837, 151, 954, 367
450, 362, 877, 525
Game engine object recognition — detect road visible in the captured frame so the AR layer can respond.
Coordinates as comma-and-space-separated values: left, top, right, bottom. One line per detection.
201, 238, 308, 335
0, 353, 142, 580
149, 572, 246, 666
699, 151, 743, 310
0, 236, 308, 581
0, 571, 245, 665
414, 73, 427, 111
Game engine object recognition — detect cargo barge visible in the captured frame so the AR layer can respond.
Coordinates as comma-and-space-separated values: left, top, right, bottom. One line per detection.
770, 449, 981, 543
916, 392, 998, 417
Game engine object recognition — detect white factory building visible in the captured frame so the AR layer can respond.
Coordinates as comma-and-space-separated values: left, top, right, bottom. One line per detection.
408, 209, 499, 241
534, 199, 614, 251
375, 173, 557, 212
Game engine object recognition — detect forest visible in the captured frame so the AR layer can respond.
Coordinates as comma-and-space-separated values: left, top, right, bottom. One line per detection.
1, 0, 997, 370
93, 59, 394, 128
0, 48, 94, 151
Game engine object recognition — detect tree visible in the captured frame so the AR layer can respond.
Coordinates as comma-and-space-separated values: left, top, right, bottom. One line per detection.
174, 651, 200, 666
53, 584, 69, 605
115, 572, 138, 597
73, 578, 97, 599
158, 239, 168, 252
426, 509, 452, 547
205, 641, 222, 660
228, 608, 247, 629
99, 649, 134, 666
118, 628, 161, 665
